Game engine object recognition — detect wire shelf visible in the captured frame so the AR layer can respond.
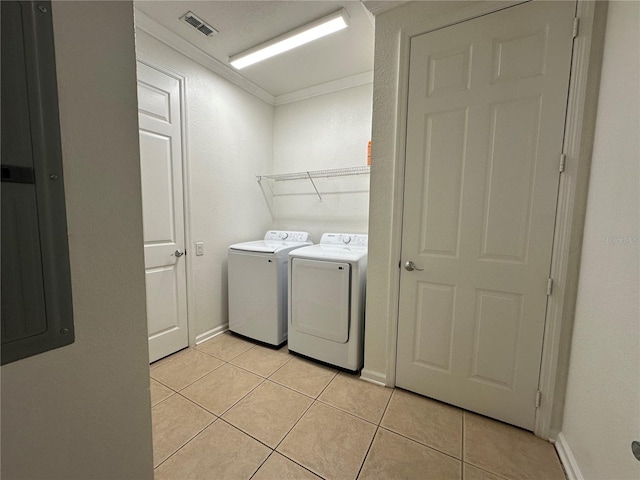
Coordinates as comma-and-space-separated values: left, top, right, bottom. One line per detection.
256, 165, 370, 201
256, 165, 370, 182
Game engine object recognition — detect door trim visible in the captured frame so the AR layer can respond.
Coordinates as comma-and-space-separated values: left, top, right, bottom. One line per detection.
136, 55, 196, 347
535, 0, 608, 438
376, 0, 607, 439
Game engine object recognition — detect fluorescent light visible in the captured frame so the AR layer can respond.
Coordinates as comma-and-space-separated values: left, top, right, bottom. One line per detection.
229, 9, 350, 70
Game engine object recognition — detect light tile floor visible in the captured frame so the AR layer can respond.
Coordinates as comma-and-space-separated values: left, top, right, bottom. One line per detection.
150, 332, 566, 480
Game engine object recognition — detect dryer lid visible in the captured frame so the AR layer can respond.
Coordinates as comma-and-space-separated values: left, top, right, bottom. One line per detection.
289, 243, 367, 262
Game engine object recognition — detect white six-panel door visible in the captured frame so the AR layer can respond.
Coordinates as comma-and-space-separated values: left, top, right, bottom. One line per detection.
137, 62, 189, 363
396, 1, 575, 430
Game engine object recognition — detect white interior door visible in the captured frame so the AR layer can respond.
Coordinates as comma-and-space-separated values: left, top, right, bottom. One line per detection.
137, 62, 188, 363
396, 1, 575, 430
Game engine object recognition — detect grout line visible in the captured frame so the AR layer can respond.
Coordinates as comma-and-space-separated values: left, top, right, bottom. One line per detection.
266, 377, 319, 400
314, 397, 381, 427
195, 344, 256, 363
153, 415, 218, 471
151, 391, 178, 409
355, 426, 379, 480
151, 359, 226, 393
223, 345, 258, 362
309, 399, 375, 424
270, 364, 346, 454
218, 376, 267, 417
179, 373, 267, 418
267, 369, 337, 401
218, 417, 275, 451
265, 354, 295, 380
378, 386, 395, 426
377, 425, 464, 463
175, 391, 221, 419
173, 367, 222, 393
262, 377, 317, 401
459, 412, 516, 480
229, 355, 294, 379
272, 391, 317, 452
273, 449, 326, 479
462, 462, 511, 480
149, 376, 178, 393
150, 338, 270, 472
217, 411, 358, 480
194, 332, 259, 360
191, 348, 230, 362
317, 369, 340, 397
216, 417, 324, 479
149, 376, 179, 391
229, 362, 271, 379
248, 450, 274, 480
377, 387, 466, 463
462, 453, 466, 480
154, 372, 273, 471
274, 400, 379, 480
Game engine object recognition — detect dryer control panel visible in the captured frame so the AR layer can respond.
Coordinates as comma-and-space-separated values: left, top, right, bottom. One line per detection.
320, 233, 368, 247
265, 231, 311, 242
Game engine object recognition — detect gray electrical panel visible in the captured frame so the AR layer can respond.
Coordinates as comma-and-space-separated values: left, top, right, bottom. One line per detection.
1, 1, 74, 364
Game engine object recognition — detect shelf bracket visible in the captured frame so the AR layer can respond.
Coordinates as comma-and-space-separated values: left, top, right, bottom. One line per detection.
307, 171, 322, 201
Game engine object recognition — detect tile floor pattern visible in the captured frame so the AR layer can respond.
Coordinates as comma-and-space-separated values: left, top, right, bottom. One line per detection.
150, 333, 566, 480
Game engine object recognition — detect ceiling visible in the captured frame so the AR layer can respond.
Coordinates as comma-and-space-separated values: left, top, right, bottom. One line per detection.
134, 1, 389, 98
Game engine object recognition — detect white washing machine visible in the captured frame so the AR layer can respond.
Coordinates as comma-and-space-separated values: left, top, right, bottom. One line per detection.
288, 233, 367, 371
228, 231, 311, 346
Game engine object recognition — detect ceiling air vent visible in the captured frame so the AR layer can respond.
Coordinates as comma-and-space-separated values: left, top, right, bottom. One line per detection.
180, 11, 218, 37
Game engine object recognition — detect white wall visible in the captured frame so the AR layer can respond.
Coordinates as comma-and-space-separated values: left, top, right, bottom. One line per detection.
135, 31, 274, 341
559, 2, 640, 479
1, 2, 153, 478
271, 85, 373, 241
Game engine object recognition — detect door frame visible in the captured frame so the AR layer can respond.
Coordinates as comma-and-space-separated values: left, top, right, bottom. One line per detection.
136, 55, 197, 348
377, 0, 608, 439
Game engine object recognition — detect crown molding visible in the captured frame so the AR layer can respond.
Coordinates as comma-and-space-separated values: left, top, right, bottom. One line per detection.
134, 9, 275, 105
362, 1, 409, 16
274, 71, 373, 106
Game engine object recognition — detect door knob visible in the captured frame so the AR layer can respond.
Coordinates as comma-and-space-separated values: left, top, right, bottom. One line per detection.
404, 260, 423, 272
174, 249, 185, 257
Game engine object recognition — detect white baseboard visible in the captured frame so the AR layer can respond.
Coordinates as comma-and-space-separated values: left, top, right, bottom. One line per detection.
555, 432, 584, 480
360, 369, 388, 387
195, 324, 228, 345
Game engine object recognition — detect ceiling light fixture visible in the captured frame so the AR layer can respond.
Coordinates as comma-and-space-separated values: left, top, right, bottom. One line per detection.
229, 9, 350, 70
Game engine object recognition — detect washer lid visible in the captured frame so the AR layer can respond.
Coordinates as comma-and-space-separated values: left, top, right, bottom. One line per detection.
229, 240, 311, 254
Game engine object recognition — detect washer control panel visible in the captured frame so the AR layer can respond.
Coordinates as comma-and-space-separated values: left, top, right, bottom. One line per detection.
265, 231, 311, 243
320, 233, 368, 247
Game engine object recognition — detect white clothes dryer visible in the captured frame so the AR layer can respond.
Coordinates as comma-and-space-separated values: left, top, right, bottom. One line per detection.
228, 231, 311, 346
288, 233, 367, 371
